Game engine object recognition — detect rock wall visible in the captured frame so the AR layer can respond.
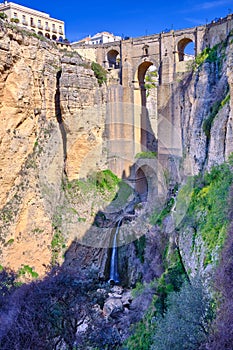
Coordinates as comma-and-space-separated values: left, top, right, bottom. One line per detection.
0, 22, 107, 275
0, 19, 233, 286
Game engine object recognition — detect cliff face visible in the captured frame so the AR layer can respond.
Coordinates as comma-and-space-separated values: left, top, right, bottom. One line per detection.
178, 35, 233, 175
165, 33, 233, 278
0, 19, 232, 284
0, 22, 107, 274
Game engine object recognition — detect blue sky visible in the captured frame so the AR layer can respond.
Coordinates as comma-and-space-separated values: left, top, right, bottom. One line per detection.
9, 0, 233, 41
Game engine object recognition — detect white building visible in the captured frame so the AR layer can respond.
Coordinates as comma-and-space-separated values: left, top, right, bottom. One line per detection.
72, 31, 121, 46
0, 1, 65, 41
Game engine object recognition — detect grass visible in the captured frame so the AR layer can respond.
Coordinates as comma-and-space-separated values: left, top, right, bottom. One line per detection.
135, 151, 157, 159
63, 169, 133, 209
134, 235, 146, 263
191, 35, 229, 73
150, 197, 175, 226
203, 88, 230, 139
51, 210, 66, 265
124, 247, 187, 350
91, 61, 107, 86
18, 265, 38, 279
178, 161, 233, 266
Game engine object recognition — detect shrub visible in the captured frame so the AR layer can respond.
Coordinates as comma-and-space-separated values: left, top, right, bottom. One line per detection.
203, 88, 230, 139
91, 61, 107, 86
150, 197, 175, 226
10, 18, 19, 23
135, 151, 157, 159
178, 162, 233, 266
0, 12, 7, 20
0, 267, 120, 349
151, 277, 212, 350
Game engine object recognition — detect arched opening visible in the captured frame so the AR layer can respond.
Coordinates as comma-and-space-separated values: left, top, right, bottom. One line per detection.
142, 44, 149, 56
38, 31, 43, 36
177, 38, 195, 61
136, 62, 158, 150
52, 35, 57, 41
107, 49, 120, 69
138, 61, 153, 87
45, 33, 50, 39
58, 36, 63, 42
135, 167, 148, 202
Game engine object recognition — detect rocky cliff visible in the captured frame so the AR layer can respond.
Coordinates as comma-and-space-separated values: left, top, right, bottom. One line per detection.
0, 18, 233, 350
0, 21, 107, 275
0, 19, 233, 282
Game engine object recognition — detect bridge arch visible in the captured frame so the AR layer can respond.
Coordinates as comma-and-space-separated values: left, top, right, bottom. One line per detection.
106, 49, 120, 69
133, 57, 158, 86
135, 167, 148, 201
133, 60, 158, 152
176, 36, 196, 61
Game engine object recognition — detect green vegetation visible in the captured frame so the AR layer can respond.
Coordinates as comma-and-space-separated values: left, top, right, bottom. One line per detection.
151, 277, 212, 350
51, 213, 66, 265
135, 151, 157, 159
10, 18, 19, 23
203, 88, 230, 139
95, 169, 120, 193
144, 70, 158, 97
63, 169, 120, 199
177, 161, 233, 266
0, 12, 7, 20
192, 36, 229, 72
125, 248, 187, 350
63, 169, 133, 209
91, 61, 107, 86
126, 160, 233, 349
18, 265, 39, 279
5, 238, 14, 246
32, 228, 44, 235
150, 197, 175, 226
134, 235, 146, 263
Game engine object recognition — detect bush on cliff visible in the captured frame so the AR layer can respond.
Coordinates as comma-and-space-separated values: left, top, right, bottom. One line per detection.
91, 61, 107, 86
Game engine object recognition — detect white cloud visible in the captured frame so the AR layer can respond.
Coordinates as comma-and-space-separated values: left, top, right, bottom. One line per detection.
199, 0, 232, 10
184, 17, 205, 25
179, 0, 232, 13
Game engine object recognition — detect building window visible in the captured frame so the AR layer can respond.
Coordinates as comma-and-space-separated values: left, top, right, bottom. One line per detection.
52, 23, 57, 33
13, 12, 17, 18
38, 19, 42, 29
45, 21, 50, 31
22, 14, 27, 25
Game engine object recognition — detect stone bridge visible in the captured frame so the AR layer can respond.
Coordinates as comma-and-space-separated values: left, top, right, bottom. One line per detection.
75, 15, 233, 199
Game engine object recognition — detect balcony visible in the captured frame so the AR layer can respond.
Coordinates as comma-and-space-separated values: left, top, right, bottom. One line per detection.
38, 24, 43, 29
59, 29, 63, 35
31, 23, 36, 28
22, 20, 28, 26
52, 28, 57, 33
45, 26, 50, 31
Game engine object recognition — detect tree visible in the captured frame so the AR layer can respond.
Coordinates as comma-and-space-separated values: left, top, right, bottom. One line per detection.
151, 277, 212, 350
206, 221, 233, 349
0, 13, 7, 20
91, 61, 107, 86
0, 266, 120, 349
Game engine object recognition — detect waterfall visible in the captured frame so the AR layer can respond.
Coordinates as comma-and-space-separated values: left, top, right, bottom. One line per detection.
109, 219, 122, 284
